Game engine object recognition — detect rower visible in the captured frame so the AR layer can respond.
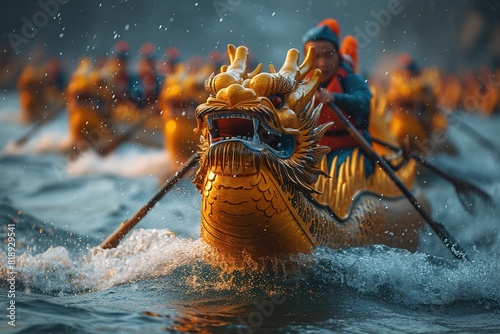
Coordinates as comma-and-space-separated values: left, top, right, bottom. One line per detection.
302, 18, 374, 175
131, 42, 163, 112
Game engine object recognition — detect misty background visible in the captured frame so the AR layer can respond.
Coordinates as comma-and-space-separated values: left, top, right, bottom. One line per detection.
1, 0, 500, 88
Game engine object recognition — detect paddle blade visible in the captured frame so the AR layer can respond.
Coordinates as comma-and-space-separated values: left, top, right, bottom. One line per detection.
455, 181, 495, 215
14, 102, 66, 146
97, 117, 147, 156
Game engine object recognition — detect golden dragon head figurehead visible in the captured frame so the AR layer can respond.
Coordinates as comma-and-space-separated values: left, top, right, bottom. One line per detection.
194, 44, 331, 192
193, 45, 336, 260
193, 45, 422, 264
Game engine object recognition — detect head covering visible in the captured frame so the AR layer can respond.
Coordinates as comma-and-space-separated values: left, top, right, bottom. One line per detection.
317, 18, 340, 38
165, 47, 180, 66
113, 41, 129, 60
140, 42, 156, 60
302, 18, 340, 49
340, 35, 358, 72
398, 52, 421, 75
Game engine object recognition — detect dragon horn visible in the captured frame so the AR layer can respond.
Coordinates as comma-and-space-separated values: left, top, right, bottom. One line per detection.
299, 46, 316, 80
227, 44, 236, 63
226, 45, 249, 79
279, 48, 300, 79
290, 68, 322, 116
248, 63, 263, 79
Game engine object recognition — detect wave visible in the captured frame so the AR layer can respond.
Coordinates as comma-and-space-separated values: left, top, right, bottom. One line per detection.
2, 137, 170, 179
67, 147, 168, 178
0, 228, 202, 294
2, 225, 499, 308
311, 245, 500, 307
2, 131, 72, 156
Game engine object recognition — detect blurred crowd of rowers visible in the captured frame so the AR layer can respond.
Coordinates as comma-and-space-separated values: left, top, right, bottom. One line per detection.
10, 39, 500, 173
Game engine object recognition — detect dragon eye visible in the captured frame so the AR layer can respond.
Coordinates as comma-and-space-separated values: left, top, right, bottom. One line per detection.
268, 94, 285, 109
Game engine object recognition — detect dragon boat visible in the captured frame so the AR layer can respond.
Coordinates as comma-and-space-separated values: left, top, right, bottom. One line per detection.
68, 56, 213, 167
66, 58, 114, 156
17, 58, 66, 124
192, 45, 426, 261
384, 67, 451, 154
66, 58, 167, 157
460, 66, 499, 116
158, 60, 213, 174
109, 103, 164, 150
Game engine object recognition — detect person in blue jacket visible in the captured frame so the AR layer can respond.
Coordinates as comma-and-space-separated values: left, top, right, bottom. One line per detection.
130, 43, 163, 113
303, 18, 374, 176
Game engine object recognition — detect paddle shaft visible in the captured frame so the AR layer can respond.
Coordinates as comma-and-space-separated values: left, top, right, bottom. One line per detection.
371, 136, 493, 208
15, 102, 65, 145
371, 137, 460, 184
99, 153, 199, 249
97, 117, 148, 156
327, 102, 469, 260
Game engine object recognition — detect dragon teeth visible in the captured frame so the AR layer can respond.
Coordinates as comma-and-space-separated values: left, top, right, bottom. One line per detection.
252, 117, 260, 144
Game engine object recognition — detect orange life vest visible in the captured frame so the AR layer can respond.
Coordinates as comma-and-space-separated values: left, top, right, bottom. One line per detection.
317, 67, 366, 151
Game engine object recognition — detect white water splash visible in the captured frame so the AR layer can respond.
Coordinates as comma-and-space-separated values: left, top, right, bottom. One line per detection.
3, 228, 499, 308
2, 229, 203, 294
2, 132, 72, 156
67, 148, 169, 178
2, 135, 170, 178
312, 245, 500, 307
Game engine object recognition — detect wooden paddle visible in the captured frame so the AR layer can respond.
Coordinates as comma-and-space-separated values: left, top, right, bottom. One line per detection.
328, 101, 469, 260
370, 136, 494, 214
99, 153, 199, 250
456, 117, 499, 152
97, 116, 149, 157
447, 111, 499, 153
14, 102, 66, 146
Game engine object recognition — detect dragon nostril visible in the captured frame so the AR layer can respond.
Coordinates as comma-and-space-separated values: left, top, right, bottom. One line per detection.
216, 84, 257, 106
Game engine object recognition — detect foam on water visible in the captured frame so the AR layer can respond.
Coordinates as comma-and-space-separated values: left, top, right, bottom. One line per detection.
312, 246, 500, 307
67, 148, 169, 178
1, 229, 202, 294
2, 227, 499, 308
2, 133, 170, 179
2, 129, 71, 156
1, 129, 169, 180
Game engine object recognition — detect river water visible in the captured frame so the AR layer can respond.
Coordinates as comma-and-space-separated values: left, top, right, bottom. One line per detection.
1, 91, 499, 333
